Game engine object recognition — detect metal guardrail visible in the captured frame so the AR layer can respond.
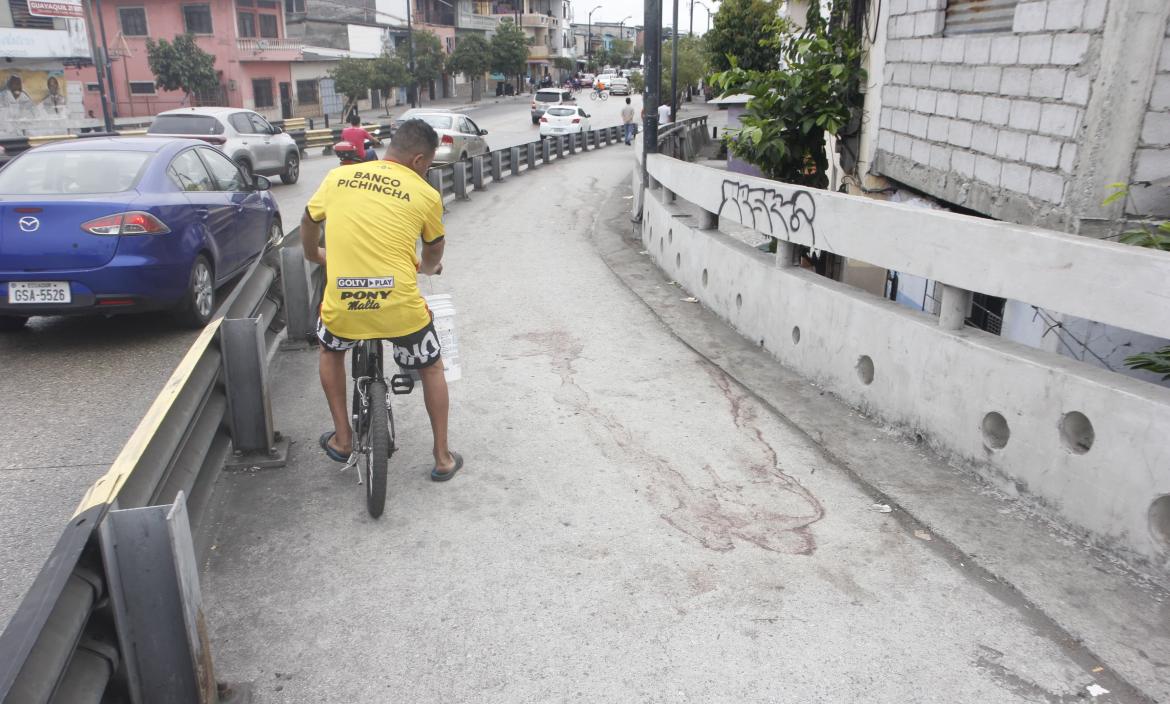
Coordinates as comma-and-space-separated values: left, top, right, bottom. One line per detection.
0, 122, 635, 703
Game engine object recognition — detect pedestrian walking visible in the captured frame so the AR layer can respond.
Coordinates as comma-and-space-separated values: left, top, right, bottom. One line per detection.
621, 97, 636, 145
657, 102, 672, 126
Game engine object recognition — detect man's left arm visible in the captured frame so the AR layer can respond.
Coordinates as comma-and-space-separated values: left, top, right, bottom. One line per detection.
301, 174, 331, 265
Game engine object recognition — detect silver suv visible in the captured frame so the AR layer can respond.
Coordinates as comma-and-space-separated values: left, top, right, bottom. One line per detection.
531, 89, 575, 124
147, 107, 301, 184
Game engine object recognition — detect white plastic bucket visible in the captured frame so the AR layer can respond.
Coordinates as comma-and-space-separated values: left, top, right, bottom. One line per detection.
425, 294, 461, 382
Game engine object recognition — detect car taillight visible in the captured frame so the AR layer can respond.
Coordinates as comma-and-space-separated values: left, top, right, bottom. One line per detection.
531, 102, 537, 109
81, 211, 171, 236
441, 135, 454, 145
571, 118, 580, 123
540, 117, 548, 123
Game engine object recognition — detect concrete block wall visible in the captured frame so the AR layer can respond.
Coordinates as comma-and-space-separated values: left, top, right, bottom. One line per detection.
1129, 25, 1170, 218
874, 0, 1110, 230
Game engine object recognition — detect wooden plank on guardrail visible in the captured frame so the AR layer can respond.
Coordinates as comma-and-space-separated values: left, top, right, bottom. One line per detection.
26, 134, 76, 148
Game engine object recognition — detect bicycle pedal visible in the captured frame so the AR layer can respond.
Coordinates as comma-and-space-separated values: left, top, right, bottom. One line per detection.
390, 373, 415, 395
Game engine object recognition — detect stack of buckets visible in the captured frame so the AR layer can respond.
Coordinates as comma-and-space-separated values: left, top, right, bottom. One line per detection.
425, 294, 461, 383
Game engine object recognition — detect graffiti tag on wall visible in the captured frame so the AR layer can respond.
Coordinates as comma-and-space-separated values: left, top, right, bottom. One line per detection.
717, 179, 818, 247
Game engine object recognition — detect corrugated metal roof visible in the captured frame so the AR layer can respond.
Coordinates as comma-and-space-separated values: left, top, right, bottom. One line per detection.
944, 0, 1018, 35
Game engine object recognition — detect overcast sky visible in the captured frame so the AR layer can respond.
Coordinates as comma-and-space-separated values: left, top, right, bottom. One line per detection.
582, 0, 715, 33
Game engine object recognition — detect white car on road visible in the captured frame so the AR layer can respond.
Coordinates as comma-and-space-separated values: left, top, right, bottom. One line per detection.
607, 76, 631, 95
146, 107, 301, 184
539, 105, 591, 136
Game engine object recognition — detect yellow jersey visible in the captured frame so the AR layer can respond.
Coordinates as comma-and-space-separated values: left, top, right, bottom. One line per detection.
306, 159, 444, 339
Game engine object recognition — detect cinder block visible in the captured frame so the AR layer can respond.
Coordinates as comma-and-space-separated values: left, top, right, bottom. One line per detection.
949, 119, 975, 147
921, 37, 942, 62
973, 66, 1003, 93
1025, 133, 1062, 167
936, 92, 959, 117
908, 112, 929, 138
974, 155, 1003, 186
990, 36, 1020, 65
1029, 170, 1066, 203
972, 124, 999, 153
879, 130, 897, 154
1045, 0, 1084, 30
1132, 148, 1170, 181
1001, 67, 1032, 97
1063, 73, 1091, 105
902, 38, 925, 62
1160, 38, 1170, 73
1001, 162, 1032, 194
941, 37, 966, 63
894, 133, 915, 158
900, 87, 919, 110
881, 109, 893, 130
885, 86, 901, 107
916, 89, 938, 113
929, 143, 952, 170
1141, 111, 1170, 146
912, 63, 932, 84
887, 40, 904, 62
915, 10, 944, 36
893, 63, 913, 84
929, 64, 953, 89
965, 36, 992, 64
1029, 68, 1066, 99
891, 14, 914, 38
950, 66, 976, 92
1081, 0, 1107, 29
1009, 99, 1042, 131
983, 96, 1011, 125
928, 115, 952, 140
1039, 103, 1080, 137
911, 138, 932, 164
1149, 75, 1170, 110
951, 150, 976, 177
1019, 35, 1052, 65
957, 94, 984, 121
1051, 33, 1091, 65
995, 130, 1028, 159
1012, 2, 1047, 33
892, 109, 911, 133
890, 0, 909, 15
1059, 143, 1078, 172
907, 0, 927, 12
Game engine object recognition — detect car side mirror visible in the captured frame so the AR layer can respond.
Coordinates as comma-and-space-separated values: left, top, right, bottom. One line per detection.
479, 129, 489, 135
270, 125, 283, 134
253, 175, 271, 191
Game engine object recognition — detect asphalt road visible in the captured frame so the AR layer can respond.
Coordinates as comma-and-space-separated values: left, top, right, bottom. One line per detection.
0, 94, 650, 628
202, 123, 1132, 702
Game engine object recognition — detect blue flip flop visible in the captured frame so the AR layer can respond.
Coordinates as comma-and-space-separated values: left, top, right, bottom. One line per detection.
430, 451, 464, 482
319, 431, 349, 463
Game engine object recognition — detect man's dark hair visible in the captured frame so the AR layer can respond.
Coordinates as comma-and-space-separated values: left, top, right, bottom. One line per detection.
391, 119, 438, 156
625, 97, 630, 104
348, 111, 361, 126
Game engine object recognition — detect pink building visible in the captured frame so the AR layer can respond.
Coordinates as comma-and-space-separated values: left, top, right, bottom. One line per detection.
70, 0, 302, 121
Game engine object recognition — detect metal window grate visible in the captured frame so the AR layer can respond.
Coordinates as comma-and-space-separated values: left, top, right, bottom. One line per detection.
944, 0, 1018, 35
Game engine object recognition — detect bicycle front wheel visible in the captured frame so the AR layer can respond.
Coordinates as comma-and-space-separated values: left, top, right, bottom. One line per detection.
600, 92, 608, 101
364, 380, 390, 518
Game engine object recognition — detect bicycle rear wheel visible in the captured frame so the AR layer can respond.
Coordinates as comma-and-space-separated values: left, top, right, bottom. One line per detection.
364, 380, 390, 518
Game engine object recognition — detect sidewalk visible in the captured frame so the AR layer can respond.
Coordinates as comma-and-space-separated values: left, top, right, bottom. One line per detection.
201, 141, 1158, 703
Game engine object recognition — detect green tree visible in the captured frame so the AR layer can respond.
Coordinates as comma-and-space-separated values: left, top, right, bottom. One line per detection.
552, 56, 575, 72
710, 2, 864, 187
660, 36, 708, 105
144, 34, 219, 104
448, 34, 492, 102
370, 52, 409, 113
491, 21, 530, 91
399, 30, 446, 103
329, 57, 376, 115
705, 0, 783, 73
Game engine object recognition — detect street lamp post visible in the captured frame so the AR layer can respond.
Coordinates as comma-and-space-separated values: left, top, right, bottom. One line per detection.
618, 15, 631, 66
670, 0, 678, 121
407, 0, 417, 107
587, 4, 602, 66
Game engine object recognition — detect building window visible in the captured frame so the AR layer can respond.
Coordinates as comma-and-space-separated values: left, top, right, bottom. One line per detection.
259, 13, 278, 37
285, 0, 305, 12
295, 79, 318, 104
252, 78, 274, 108
237, 11, 255, 36
944, 0, 1017, 35
183, 4, 214, 34
118, 7, 148, 36
86, 83, 101, 92
129, 81, 157, 95
7, 0, 54, 28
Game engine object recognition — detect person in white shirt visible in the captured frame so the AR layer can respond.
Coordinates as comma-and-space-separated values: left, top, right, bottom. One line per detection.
657, 102, 671, 125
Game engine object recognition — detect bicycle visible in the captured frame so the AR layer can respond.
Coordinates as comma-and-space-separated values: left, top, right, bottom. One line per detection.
590, 88, 608, 101
345, 337, 418, 518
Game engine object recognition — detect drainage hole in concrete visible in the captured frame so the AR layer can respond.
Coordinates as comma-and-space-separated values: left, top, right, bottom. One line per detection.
856, 355, 875, 385
702, 269, 708, 287
675, 253, 681, 269
1150, 496, 1170, 552
736, 293, 743, 310
981, 412, 1010, 450
1059, 411, 1094, 454
659, 238, 664, 253
669, 228, 673, 245
792, 326, 801, 344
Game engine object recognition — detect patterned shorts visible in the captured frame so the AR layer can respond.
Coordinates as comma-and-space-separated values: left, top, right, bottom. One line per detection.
316, 318, 443, 370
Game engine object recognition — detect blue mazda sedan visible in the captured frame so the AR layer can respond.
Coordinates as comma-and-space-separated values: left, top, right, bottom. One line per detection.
0, 137, 282, 330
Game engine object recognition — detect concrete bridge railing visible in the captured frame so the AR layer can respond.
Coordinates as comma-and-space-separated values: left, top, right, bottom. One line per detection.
639, 150, 1170, 577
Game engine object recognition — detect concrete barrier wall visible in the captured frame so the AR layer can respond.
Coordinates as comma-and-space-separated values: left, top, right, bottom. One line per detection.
641, 155, 1170, 575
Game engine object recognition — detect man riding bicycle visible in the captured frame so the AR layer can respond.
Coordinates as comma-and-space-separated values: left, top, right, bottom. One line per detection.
300, 119, 463, 481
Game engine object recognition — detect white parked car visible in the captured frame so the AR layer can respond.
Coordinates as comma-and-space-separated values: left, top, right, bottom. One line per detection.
146, 107, 301, 184
608, 76, 631, 95
395, 109, 489, 164
539, 105, 591, 136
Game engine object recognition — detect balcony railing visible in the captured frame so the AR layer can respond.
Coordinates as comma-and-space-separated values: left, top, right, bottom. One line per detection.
456, 11, 499, 30
237, 38, 304, 54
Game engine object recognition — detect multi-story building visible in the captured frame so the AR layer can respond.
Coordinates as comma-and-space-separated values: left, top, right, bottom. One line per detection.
1, 0, 92, 133
487, 0, 573, 81
70, 0, 302, 122
572, 20, 638, 69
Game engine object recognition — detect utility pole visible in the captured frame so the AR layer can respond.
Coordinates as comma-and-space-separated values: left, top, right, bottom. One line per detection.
587, 4, 602, 67
644, 0, 662, 187
407, 0, 417, 107
689, 0, 694, 35
82, 0, 114, 132
670, 0, 678, 122
93, 0, 118, 117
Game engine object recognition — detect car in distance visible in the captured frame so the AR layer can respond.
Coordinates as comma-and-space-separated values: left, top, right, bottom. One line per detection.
147, 107, 301, 185
608, 76, 631, 95
393, 109, 489, 164
594, 73, 618, 90
0, 137, 282, 330
531, 88, 575, 124
539, 106, 591, 136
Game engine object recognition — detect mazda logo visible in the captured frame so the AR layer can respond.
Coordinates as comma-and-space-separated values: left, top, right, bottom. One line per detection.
18, 217, 39, 232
